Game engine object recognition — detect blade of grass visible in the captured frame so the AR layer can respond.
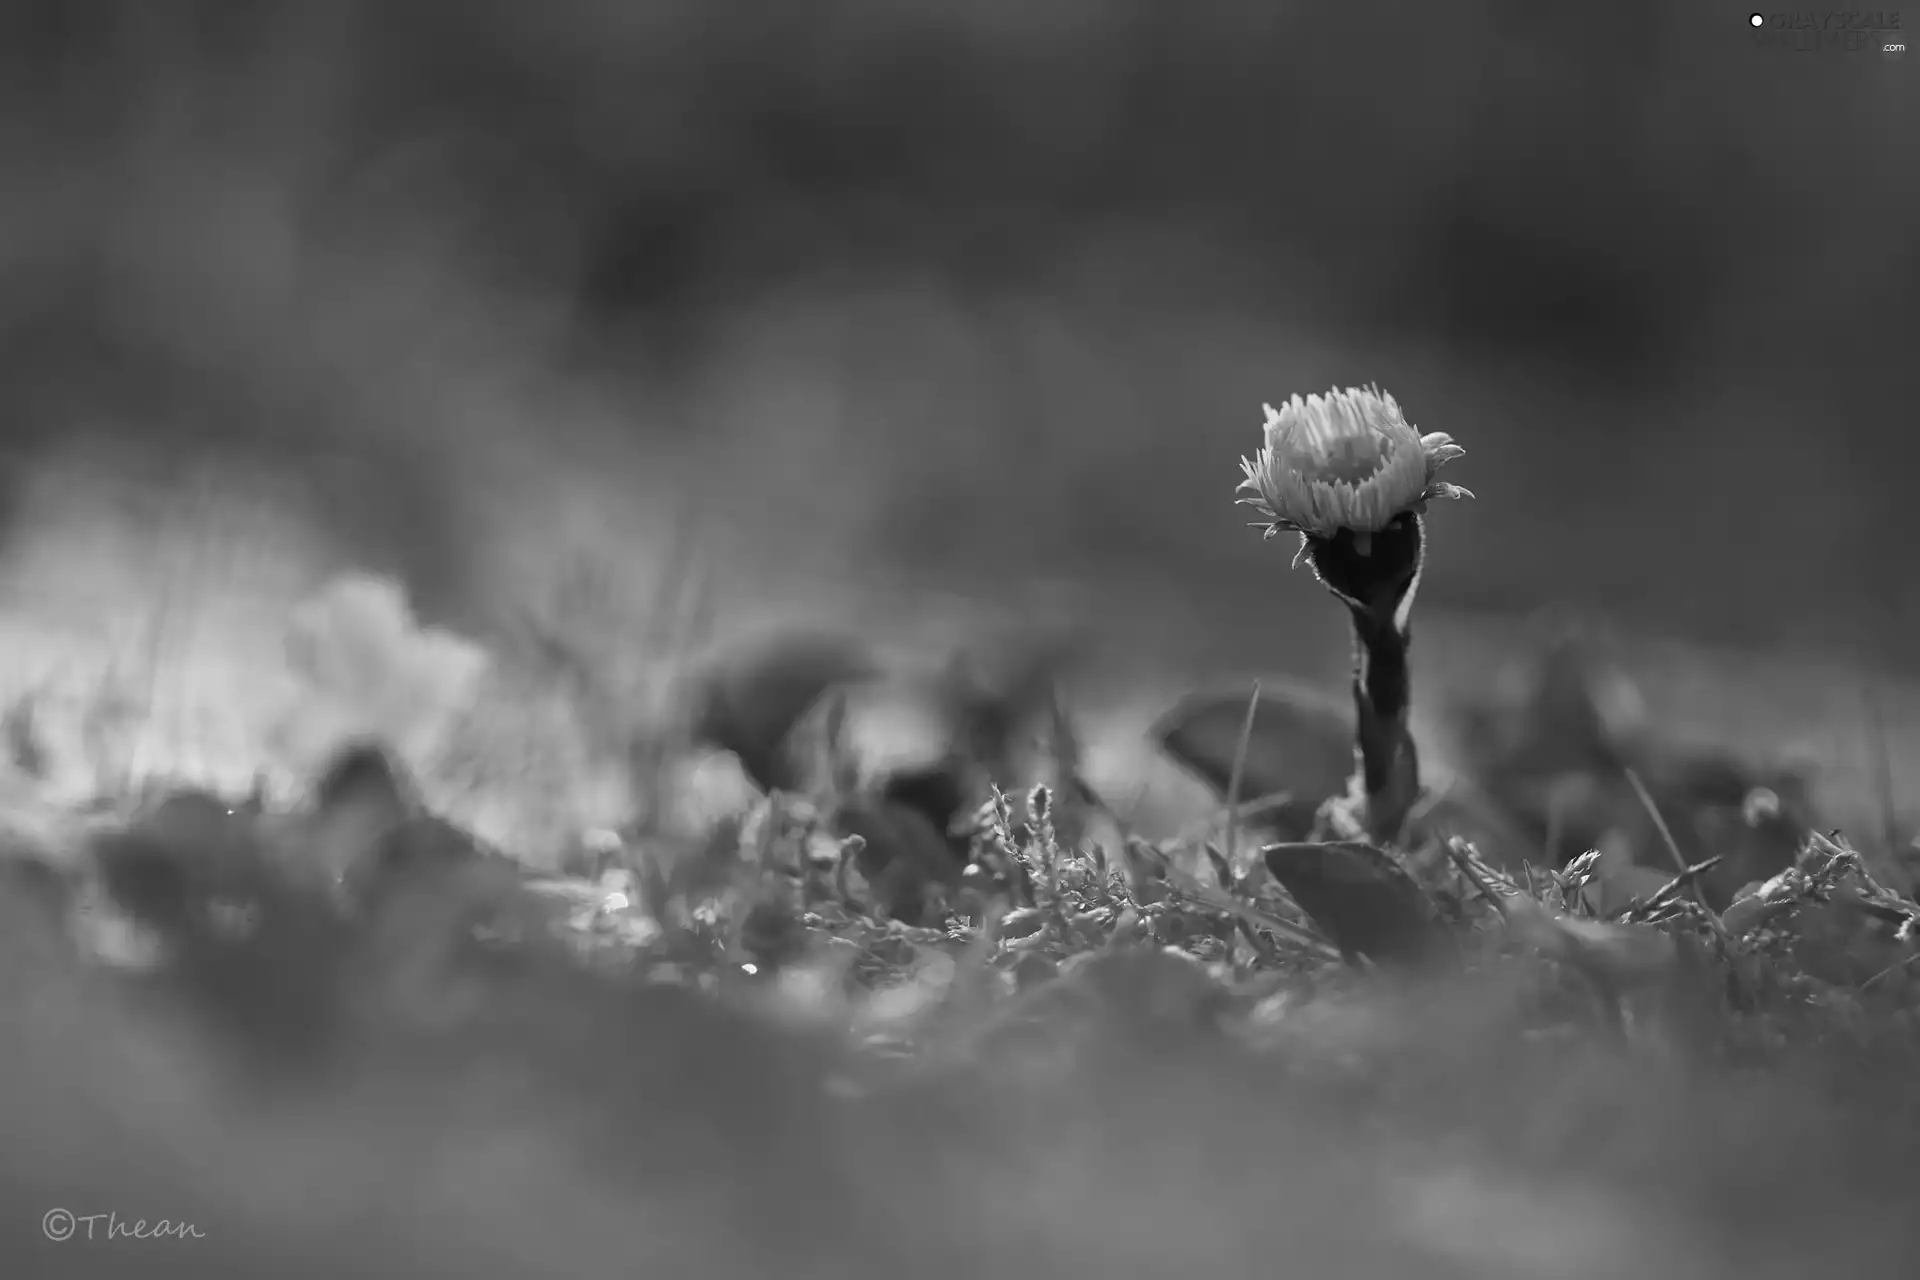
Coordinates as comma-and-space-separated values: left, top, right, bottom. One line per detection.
679, 550, 718, 656
1623, 768, 1690, 885
1220, 680, 1261, 867
1133, 841, 1340, 960
1623, 765, 1730, 942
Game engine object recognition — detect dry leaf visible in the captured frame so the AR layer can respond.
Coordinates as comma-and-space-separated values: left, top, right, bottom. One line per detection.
1261, 840, 1450, 966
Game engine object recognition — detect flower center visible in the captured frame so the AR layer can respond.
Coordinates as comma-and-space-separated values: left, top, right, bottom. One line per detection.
1301, 429, 1392, 487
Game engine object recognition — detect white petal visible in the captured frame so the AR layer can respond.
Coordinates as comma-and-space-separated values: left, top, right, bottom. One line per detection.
1421, 436, 1467, 473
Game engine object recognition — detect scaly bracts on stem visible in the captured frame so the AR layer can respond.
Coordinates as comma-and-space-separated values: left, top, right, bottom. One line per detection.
1305, 514, 1424, 840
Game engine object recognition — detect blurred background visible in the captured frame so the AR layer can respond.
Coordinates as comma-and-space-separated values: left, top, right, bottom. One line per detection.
0, 0, 1913, 681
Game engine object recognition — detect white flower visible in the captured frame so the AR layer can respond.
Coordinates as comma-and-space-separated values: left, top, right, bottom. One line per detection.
1235, 385, 1472, 545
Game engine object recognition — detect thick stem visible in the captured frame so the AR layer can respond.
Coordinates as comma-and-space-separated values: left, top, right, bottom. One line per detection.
1304, 513, 1426, 841
1346, 602, 1421, 841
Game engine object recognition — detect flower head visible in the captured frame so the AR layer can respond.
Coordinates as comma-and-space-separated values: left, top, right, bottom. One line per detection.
1236, 385, 1472, 551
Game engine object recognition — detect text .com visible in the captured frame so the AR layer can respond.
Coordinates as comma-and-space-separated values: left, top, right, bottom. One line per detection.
1747, 11, 1906, 55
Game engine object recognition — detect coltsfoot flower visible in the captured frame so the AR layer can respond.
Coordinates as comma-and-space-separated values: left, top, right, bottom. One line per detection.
1236, 385, 1472, 555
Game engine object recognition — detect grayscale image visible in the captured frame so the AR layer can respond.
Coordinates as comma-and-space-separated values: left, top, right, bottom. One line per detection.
1, 4, 1914, 1277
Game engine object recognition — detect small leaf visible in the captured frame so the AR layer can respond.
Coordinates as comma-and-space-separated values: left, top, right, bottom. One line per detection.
1261, 840, 1450, 966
